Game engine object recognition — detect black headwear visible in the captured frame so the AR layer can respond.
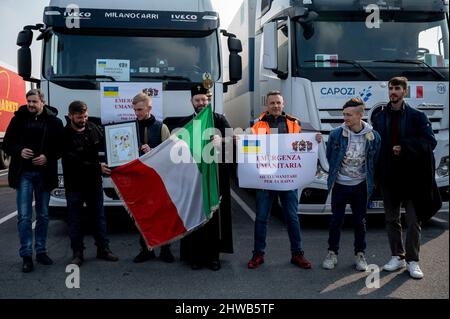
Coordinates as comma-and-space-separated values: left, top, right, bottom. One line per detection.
190, 85, 208, 97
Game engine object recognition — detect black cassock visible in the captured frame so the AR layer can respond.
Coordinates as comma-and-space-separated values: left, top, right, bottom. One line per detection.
164, 112, 234, 264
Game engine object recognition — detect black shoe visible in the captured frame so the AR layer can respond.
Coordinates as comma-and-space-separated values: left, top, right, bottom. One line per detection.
133, 250, 156, 263
22, 257, 34, 273
190, 262, 202, 270
36, 253, 53, 265
159, 246, 175, 263
208, 259, 221, 271
70, 251, 84, 267
97, 248, 119, 262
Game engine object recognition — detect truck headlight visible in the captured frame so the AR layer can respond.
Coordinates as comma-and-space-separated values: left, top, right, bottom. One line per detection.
51, 189, 66, 198
316, 162, 328, 181
437, 156, 449, 177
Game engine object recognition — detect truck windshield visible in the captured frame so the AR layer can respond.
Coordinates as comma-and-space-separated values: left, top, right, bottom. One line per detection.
43, 30, 220, 83
296, 12, 449, 71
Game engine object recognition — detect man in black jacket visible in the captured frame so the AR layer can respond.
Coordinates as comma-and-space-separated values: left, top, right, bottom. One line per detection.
177, 85, 234, 271
372, 76, 438, 279
3, 89, 63, 272
62, 100, 118, 266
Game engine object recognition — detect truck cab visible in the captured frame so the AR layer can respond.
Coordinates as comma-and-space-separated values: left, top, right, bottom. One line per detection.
16, 0, 242, 213
225, 0, 449, 214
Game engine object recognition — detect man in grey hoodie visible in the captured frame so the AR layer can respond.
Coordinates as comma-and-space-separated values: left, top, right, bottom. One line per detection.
322, 98, 381, 271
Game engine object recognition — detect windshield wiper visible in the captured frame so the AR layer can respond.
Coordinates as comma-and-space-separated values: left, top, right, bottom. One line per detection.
305, 59, 378, 80
372, 59, 446, 80
51, 75, 116, 81
130, 75, 191, 82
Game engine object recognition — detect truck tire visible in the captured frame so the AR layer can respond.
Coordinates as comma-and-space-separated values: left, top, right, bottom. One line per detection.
0, 148, 10, 169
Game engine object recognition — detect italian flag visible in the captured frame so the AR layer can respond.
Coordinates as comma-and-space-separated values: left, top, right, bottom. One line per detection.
425, 54, 444, 67
315, 54, 338, 67
406, 85, 424, 99
111, 106, 220, 248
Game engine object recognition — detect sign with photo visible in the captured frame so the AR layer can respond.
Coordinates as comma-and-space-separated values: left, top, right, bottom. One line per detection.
104, 121, 140, 167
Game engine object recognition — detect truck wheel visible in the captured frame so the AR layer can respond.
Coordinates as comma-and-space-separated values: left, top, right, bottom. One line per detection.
0, 149, 10, 169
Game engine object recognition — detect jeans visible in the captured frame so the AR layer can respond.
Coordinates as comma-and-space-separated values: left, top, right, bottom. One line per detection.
16, 171, 50, 257
66, 187, 109, 252
254, 189, 303, 255
328, 182, 367, 255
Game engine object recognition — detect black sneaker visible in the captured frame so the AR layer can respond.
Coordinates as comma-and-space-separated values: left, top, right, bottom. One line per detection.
133, 250, 156, 263
159, 246, 175, 263
36, 253, 53, 265
70, 251, 84, 267
22, 257, 34, 273
207, 259, 221, 271
96, 248, 119, 262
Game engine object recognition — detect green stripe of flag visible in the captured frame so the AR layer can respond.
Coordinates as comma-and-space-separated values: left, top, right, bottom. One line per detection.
176, 105, 220, 218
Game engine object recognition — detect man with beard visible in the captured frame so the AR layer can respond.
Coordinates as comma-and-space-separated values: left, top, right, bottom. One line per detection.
177, 85, 234, 271
372, 77, 440, 279
62, 101, 118, 266
3, 89, 63, 272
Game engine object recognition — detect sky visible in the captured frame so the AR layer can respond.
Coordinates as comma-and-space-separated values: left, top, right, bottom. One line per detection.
0, 0, 244, 76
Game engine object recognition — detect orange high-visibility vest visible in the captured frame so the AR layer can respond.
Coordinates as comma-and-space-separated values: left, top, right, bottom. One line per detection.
251, 112, 301, 134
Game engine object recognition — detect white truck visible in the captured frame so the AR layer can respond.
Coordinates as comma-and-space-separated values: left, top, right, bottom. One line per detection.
16, 0, 242, 213
224, 0, 449, 214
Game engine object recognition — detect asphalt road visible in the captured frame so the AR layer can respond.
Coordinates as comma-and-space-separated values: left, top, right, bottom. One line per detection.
0, 169, 448, 299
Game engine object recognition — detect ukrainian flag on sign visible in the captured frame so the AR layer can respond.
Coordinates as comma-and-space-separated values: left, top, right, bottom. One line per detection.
103, 86, 119, 97
243, 139, 261, 153
98, 61, 107, 68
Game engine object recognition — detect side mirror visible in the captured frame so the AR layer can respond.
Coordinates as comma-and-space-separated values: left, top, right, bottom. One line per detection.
17, 29, 33, 47
229, 53, 242, 83
228, 37, 242, 83
18, 47, 32, 79
228, 37, 242, 53
263, 22, 278, 70
221, 30, 243, 92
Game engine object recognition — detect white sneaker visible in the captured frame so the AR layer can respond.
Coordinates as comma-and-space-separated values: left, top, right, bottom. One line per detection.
322, 251, 338, 270
383, 256, 406, 272
355, 252, 368, 272
407, 261, 424, 279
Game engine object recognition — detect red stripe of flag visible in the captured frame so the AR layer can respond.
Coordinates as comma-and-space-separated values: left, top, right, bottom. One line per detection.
111, 160, 187, 247
330, 55, 338, 67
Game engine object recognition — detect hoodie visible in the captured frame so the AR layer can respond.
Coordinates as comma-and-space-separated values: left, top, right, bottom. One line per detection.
336, 121, 373, 186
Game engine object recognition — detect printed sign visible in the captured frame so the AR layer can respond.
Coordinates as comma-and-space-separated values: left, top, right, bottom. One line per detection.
100, 82, 163, 124
237, 133, 319, 191
96, 59, 130, 81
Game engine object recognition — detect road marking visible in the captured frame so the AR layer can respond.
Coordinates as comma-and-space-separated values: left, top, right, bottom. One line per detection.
0, 170, 8, 177
0, 211, 17, 225
230, 189, 256, 221
0, 202, 36, 225
431, 216, 448, 224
